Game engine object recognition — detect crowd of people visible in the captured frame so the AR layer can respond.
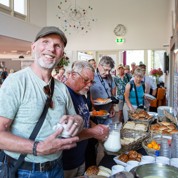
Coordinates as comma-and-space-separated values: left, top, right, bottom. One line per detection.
0, 26, 159, 178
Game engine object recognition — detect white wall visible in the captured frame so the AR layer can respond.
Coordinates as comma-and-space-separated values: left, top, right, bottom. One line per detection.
47, 0, 171, 51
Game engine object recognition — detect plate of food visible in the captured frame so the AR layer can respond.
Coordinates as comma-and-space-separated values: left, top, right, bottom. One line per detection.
144, 93, 156, 100
93, 98, 112, 105
113, 150, 142, 166
90, 110, 109, 118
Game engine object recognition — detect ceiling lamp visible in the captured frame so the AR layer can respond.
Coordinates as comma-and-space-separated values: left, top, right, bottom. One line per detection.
56, 0, 97, 35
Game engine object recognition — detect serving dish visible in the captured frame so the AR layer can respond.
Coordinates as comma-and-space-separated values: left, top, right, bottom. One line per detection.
128, 109, 154, 123
142, 134, 172, 156
120, 129, 150, 152
130, 163, 178, 178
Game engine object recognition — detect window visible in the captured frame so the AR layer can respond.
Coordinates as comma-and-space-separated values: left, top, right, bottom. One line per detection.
14, 0, 27, 15
126, 50, 165, 75
126, 50, 144, 66
0, 0, 27, 19
147, 50, 165, 72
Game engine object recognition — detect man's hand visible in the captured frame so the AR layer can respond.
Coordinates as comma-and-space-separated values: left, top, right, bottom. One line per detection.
36, 128, 79, 155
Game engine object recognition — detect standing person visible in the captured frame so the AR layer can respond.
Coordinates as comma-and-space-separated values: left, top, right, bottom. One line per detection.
54, 67, 67, 82
90, 56, 116, 124
123, 67, 147, 122
0, 26, 83, 178
88, 58, 97, 70
114, 64, 131, 123
130, 62, 137, 75
139, 63, 157, 96
63, 61, 109, 178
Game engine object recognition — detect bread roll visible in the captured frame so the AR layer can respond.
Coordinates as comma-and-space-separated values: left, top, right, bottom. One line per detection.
170, 130, 178, 134
98, 166, 112, 174
118, 153, 129, 163
159, 125, 167, 131
97, 170, 110, 177
161, 121, 171, 126
128, 150, 138, 159
123, 121, 135, 129
85, 165, 99, 176
135, 124, 146, 131
167, 125, 176, 130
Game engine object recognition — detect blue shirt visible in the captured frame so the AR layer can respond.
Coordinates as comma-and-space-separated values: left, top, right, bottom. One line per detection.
129, 81, 144, 106
62, 86, 90, 170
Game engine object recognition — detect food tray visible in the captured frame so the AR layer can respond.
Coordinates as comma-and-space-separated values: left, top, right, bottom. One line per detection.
122, 121, 149, 132
128, 109, 154, 124
150, 120, 178, 135
120, 129, 150, 152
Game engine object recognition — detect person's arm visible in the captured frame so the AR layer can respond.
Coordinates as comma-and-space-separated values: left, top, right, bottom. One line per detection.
0, 116, 80, 156
78, 121, 109, 141
124, 83, 135, 112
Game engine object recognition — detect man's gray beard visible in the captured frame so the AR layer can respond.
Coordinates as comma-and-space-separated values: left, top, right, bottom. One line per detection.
36, 55, 56, 69
78, 90, 88, 95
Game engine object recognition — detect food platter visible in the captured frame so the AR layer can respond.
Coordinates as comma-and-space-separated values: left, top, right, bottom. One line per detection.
93, 98, 112, 105
128, 109, 154, 123
144, 93, 156, 100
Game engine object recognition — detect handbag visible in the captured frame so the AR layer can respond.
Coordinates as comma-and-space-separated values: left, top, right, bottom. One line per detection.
110, 96, 119, 104
0, 78, 54, 178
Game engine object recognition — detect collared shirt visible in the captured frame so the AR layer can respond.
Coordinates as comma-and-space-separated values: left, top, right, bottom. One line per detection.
114, 74, 130, 100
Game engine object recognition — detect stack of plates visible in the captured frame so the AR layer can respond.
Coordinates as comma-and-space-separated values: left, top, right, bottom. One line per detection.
157, 106, 172, 117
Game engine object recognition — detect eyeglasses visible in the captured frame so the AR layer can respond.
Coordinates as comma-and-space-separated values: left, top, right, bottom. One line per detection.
74, 72, 95, 85
43, 85, 54, 108
101, 65, 111, 73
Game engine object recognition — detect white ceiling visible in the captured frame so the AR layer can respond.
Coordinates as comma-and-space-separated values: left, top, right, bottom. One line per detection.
0, 35, 31, 56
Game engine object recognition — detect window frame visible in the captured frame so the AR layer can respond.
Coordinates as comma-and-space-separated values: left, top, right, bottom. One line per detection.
0, 0, 28, 21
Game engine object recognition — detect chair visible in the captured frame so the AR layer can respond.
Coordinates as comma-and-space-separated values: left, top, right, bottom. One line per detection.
150, 87, 166, 108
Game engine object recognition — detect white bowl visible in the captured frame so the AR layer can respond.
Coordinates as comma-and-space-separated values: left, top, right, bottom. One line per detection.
156, 156, 170, 165
170, 158, 178, 167
111, 165, 125, 175
127, 160, 139, 167
141, 156, 155, 163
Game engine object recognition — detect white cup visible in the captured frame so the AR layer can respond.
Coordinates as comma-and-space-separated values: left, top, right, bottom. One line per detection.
111, 165, 125, 175
141, 156, 155, 163
156, 156, 170, 165
170, 158, 178, 167
53, 123, 71, 138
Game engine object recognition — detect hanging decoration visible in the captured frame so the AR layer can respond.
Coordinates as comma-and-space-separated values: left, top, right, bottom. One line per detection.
56, 0, 97, 35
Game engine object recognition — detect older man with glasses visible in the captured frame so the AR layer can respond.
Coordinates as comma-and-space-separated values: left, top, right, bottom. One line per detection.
90, 56, 116, 125
63, 61, 109, 178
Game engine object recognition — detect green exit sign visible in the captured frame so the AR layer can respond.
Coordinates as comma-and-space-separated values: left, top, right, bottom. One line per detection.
115, 37, 125, 43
